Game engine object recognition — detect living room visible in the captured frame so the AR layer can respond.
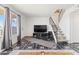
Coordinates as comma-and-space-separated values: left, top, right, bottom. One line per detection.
0, 4, 79, 55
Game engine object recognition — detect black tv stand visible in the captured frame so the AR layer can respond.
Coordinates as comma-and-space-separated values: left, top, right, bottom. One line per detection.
33, 32, 48, 40
33, 31, 54, 41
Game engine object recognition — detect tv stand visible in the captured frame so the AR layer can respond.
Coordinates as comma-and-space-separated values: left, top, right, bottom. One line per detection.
33, 31, 54, 41
33, 32, 48, 40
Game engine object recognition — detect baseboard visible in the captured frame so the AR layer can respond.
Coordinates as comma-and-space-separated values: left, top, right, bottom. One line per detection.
70, 42, 79, 44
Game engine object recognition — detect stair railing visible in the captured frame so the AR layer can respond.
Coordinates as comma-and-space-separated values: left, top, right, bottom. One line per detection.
49, 17, 58, 45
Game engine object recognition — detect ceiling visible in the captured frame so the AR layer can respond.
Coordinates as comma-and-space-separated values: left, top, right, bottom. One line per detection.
9, 4, 74, 17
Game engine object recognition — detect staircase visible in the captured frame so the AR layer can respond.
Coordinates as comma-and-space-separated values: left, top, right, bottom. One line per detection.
49, 17, 67, 48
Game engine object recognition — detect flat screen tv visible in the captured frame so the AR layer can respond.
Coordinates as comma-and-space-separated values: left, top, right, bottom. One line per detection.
34, 25, 47, 32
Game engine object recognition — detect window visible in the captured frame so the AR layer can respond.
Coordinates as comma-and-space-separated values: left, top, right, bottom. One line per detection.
10, 11, 18, 45
0, 6, 5, 38
0, 5, 21, 50
0, 6, 5, 50
10, 11, 17, 35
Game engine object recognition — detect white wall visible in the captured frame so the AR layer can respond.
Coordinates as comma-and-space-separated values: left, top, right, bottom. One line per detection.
21, 15, 28, 38
70, 11, 79, 43
21, 16, 52, 37
59, 5, 79, 43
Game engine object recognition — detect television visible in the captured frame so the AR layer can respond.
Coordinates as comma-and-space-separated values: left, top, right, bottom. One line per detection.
34, 25, 47, 32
